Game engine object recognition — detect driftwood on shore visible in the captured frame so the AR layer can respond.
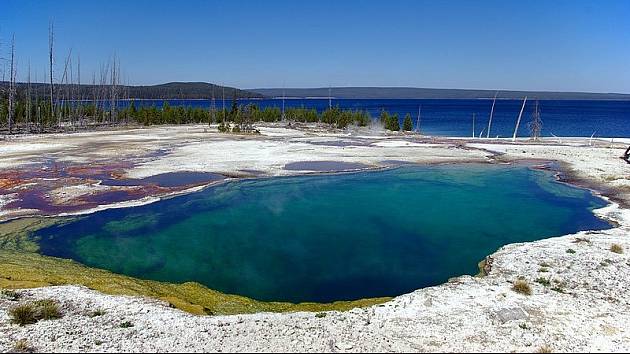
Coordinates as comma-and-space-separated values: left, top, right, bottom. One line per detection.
623, 146, 630, 164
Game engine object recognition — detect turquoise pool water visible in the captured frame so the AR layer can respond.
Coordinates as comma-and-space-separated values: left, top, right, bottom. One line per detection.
34, 164, 610, 303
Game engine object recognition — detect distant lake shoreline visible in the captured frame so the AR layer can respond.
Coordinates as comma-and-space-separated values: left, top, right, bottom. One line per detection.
100, 98, 630, 138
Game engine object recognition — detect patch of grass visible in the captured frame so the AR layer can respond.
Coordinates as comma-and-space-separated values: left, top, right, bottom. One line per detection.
32, 299, 61, 320
539, 261, 551, 268
551, 286, 565, 294
315, 312, 327, 318
89, 309, 106, 317
1, 289, 21, 301
519, 323, 529, 330
537, 345, 553, 353
9, 299, 61, 326
12, 339, 34, 353
538, 267, 549, 273
566, 249, 576, 254
9, 304, 38, 326
119, 321, 134, 328
534, 277, 551, 287
512, 280, 532, 295
611, 244, 624, 254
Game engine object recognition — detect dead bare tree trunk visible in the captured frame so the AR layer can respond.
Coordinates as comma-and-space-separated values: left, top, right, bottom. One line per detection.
27, 62, 32, 133
77, 54, 83, 128
99, 63, 109, 125
91, 72, 97, 127
208, 84, 216, 126
109, 55, 118, 126
68, 54, 74, 129
486, 91, 498, 139
35, 69, 41, 132
528, 100, 542, 141
49, 22, 55, 128
222, 85, 230, 125
512, 96, 527, 142
57, 49, 72, 130
8, 34, 15, 135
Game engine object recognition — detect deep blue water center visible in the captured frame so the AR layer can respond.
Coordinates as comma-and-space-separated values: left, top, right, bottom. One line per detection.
35, 164, 610, 303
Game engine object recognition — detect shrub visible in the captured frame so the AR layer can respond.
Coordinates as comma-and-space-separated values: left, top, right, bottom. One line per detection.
89, 309, 106, 318
32, 299, 61, 320
512, 280, 532, 295
551, 286, 565, 294
535, 277, 551, 287
217, 121, 229, 133
315, 312, 327, 318
1, 289, 21, 301
119, 321, 134, 328
611, 244, 623, 254
566, 249, 576, 254
9, 299, 62, 326
12, 339, 33, 353
9, 304, 38, 326
537, 345, 553, 353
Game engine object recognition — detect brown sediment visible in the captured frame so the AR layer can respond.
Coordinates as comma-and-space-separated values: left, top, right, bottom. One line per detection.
551, 160, 630, 209
505, 156, 629, 209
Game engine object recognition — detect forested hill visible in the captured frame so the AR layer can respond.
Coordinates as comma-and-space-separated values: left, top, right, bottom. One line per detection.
250, 87, 630, 100
126, 82, 264, 99
6, 82, 265, 99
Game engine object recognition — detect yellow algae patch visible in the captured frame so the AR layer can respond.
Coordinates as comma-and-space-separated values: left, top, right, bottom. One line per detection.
0, 218, 389, 315
0, 217, 61, 252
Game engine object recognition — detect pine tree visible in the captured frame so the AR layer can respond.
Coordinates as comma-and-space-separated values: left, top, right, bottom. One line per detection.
379, 110, 390, 129
390, 114, 400, 131
403, 113, 413, 131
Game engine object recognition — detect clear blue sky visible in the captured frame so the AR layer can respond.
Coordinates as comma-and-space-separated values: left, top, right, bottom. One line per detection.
1, 0, 629, 93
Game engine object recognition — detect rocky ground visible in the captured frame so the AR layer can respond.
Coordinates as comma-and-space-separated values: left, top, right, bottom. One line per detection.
1, 123, 629, 352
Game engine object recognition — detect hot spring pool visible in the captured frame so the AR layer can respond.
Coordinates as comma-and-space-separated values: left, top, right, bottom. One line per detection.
34, 164, 610, 303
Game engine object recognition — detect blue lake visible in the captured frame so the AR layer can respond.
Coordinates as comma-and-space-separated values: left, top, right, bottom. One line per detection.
34, 164, 610, 303
123, 98, 630, 138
